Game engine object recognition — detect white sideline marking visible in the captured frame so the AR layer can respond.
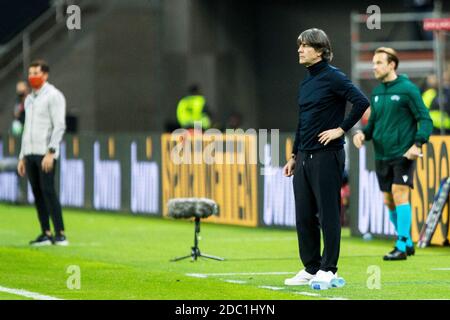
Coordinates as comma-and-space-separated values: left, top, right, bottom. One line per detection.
185, 272, 349, 300
224, 280, 247, 284
186, 272, 294, 278
185, 273, 208, 278
431, 268, 450, 271
326, 297, 349, 300
0, 285, 62, 300
222, 237, 295, 242
258, 286, 284, 291
294, 291, 347, 300
294, 291, 321, 297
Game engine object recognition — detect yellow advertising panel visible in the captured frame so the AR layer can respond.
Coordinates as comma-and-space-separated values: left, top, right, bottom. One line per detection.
412, 136, 450, 245
161, 133, 258, 227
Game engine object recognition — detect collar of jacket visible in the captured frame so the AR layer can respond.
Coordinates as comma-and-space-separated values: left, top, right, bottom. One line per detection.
382, 74, 408, 87
307, 59, 328, 76
32, 82, 49, 97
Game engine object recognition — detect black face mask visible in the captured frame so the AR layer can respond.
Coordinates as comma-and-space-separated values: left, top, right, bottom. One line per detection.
17, 92, 26, 101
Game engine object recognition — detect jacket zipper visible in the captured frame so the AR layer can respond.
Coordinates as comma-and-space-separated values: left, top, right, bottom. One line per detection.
29, 96, 34, 154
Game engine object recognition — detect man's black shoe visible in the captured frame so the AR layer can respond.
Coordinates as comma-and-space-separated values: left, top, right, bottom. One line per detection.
29, 234, 53, 246
387, 247, 397, 255
406, 245, 415, 256
383, 248, 407, 261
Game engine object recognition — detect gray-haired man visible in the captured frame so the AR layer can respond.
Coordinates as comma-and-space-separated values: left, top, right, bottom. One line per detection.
283, 28, 369, 289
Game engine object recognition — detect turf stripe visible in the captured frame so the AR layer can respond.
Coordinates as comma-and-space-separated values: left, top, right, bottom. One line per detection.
0, 285, 62, 300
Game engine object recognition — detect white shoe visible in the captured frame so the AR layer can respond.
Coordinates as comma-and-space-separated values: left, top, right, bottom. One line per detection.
310, 270, 345, 290
54, 235, 69, 246
54, 239, 69, 246
284, 269, 316, 286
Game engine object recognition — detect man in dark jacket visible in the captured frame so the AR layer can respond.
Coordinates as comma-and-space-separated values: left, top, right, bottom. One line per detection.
353, 47, 433, 261
283, 28, 369, 290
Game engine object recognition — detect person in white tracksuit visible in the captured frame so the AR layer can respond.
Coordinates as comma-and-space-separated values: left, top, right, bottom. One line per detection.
17, 59, 68, 246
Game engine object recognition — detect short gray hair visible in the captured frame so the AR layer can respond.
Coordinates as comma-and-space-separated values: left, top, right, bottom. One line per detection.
297, 28, 333, 61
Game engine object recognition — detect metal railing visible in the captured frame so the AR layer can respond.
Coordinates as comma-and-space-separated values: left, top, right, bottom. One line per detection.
0, 0, 83, 81
350, 10, 439, 85
350, 1, 450, 136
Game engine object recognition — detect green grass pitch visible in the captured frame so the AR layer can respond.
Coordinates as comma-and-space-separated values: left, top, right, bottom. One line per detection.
0, 203, 449, 300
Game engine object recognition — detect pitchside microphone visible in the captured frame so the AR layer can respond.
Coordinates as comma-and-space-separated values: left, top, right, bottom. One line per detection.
168, 197, 224, 262
167, 197, 219, 219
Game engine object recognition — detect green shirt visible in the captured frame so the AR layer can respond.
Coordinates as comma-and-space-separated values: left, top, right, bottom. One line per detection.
176, 95, 211, 129
362, 74, 433, 160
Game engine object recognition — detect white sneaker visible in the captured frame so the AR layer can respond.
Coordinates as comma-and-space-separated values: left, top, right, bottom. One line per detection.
310, 270, 345, 290
284, 269, 316, 286
54, 235, 69, 246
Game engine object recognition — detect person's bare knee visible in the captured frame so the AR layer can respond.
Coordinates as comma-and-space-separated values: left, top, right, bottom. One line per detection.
383, 192, 395, 210
392, 184, 410, 206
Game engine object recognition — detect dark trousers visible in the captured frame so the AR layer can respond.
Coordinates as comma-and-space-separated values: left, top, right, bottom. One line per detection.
293, 148, 345, 274
25, 155, 65, 235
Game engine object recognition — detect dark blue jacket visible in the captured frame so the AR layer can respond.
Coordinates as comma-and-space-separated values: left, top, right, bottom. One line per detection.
292, 60, 370, 154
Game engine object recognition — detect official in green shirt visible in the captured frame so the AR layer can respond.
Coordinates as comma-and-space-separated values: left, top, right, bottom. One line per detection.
353, 47, 433, 261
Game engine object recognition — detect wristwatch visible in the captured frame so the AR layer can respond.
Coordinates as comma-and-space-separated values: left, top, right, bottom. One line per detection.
48, 147, 56, 154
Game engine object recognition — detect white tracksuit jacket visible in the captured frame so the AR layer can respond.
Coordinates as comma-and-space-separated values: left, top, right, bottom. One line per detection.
19, 82, 66, 160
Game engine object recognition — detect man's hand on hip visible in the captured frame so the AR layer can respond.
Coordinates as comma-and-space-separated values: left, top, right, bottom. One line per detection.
41, 153, 55, 173
318, 127, 345, 146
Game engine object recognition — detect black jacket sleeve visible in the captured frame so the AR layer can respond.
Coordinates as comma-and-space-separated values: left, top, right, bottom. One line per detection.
292, 121, 301, 155
331, 70, 370, 132
362, 106, 377, 141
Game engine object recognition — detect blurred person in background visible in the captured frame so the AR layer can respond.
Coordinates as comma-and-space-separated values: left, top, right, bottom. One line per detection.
353, 47, 432, 260
17, 59, 68, 246
405, 0, 434, 41
224, 111, 243, 130
340, 172, 350, 227
427, 72, 450, 134
421, 74, 437, 109
11, 81, 29, 136
176, 84, 212, 131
